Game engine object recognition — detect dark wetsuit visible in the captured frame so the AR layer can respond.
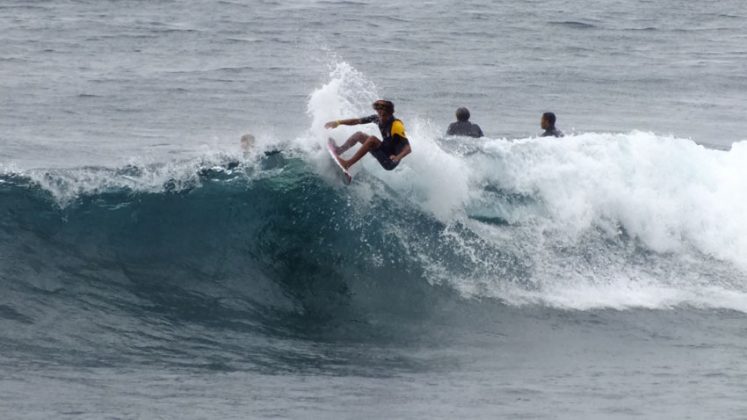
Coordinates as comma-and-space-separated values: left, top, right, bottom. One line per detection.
541, 127, 564, 138
359, 114, 409, 170
447, 121, 484, 138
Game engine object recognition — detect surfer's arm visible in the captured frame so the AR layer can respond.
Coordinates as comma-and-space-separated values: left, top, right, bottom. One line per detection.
325, 115, 376, 129
389, 120, 411, 163
324, 118, 363, 129
390, 143, 411, 163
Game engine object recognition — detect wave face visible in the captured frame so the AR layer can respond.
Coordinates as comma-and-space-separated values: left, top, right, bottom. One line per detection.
2, 64, 747, 370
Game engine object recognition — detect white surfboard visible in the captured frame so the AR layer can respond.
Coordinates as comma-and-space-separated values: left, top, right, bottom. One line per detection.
327, 138, 352, 185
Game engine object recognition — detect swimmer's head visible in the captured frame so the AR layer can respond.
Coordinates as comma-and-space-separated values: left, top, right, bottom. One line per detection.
456, 107, 470, 122
240, 134, 255, 152
541, 112, 556, 130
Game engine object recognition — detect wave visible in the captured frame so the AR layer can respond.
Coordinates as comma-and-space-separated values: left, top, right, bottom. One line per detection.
2, 63, 747, 355
2, 135, 747, 313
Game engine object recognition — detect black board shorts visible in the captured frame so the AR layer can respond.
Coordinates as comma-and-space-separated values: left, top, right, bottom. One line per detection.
369, 142, 403, 171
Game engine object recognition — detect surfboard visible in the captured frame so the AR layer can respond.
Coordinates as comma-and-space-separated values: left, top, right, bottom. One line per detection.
327, 138, 352, 185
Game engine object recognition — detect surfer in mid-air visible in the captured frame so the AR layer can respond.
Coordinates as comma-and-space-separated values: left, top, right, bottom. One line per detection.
325, 99, 411, 171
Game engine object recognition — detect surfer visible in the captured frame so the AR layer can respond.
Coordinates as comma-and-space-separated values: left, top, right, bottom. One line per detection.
324, 99, 411, 171
446, 107, 483, 138
540, 112, 564, 138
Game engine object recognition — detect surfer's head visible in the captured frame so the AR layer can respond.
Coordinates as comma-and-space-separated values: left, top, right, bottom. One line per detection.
541, 112, 556, 130
372, 100, 394, 117
456, 107, 470, 122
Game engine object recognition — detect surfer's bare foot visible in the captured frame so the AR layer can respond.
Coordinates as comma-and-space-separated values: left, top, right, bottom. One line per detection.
327, 138, 342, 155
338, 157, 351, 170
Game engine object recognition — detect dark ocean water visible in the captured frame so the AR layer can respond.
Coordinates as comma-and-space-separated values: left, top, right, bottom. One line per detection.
2, 0, 747, 418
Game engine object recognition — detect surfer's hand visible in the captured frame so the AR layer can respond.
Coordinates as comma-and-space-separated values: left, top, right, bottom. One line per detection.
390, 155, 400, 163
325, 121, 339, 129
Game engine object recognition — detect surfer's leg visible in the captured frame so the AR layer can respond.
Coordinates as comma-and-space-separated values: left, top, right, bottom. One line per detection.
339, 135, 381, 170
338, 132, 368, 154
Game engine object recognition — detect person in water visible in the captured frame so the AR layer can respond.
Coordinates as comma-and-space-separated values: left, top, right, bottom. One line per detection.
446, 107, 483, 138
325, 99, 411, 171
240, 133, 255, 155
220, 133, 283, 171
540, 112, 564, 138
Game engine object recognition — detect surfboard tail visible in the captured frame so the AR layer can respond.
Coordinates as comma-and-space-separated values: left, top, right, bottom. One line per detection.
327, 138, 353, 185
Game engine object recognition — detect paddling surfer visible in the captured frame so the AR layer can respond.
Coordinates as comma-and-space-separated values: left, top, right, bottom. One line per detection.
446, 107, 483, 138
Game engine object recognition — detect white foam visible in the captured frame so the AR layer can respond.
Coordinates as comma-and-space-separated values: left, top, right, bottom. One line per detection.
13, 152, 250, 205
302, 61, 747, 311
476, 132, 747, 271
495, 279, 747, 313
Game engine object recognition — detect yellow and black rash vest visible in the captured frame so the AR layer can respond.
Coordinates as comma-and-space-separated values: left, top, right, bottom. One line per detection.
360, 114, 409, 154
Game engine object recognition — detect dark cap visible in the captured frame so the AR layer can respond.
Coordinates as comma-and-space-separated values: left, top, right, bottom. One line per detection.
542, 112, 557, 126
372, 99, 394, 114
456, 107, 470, 122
